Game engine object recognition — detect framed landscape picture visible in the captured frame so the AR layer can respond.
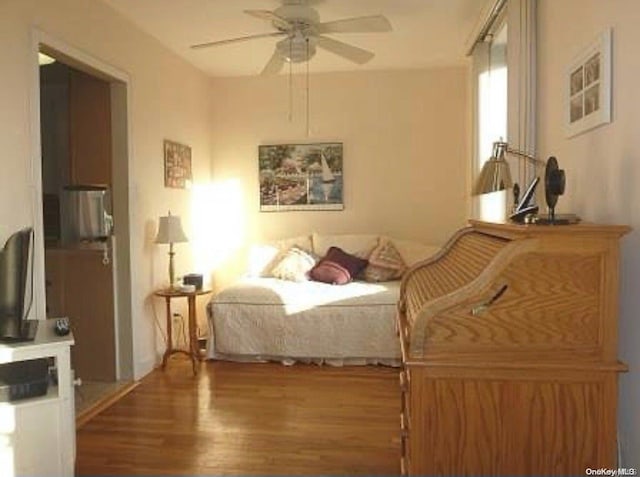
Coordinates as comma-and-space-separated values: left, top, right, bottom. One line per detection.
565, 28, 612, 137
164, 140, 192, 189
259, 143, 343, 212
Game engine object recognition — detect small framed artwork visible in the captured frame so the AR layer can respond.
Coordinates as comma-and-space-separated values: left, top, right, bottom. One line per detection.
164, 140, 192, 189
565, 28, 612, 138
259, 142, 343, 212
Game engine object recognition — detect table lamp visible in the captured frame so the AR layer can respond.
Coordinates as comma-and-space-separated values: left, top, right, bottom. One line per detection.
154, 211, 188, 289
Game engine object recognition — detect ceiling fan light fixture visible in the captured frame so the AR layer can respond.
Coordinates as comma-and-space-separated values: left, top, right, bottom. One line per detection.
277, 36, 316, 63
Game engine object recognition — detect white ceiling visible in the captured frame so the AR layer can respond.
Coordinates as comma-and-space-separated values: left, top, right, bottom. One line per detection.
105, 0, 487, 77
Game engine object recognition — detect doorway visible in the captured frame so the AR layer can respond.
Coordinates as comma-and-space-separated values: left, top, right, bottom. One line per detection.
33, 37, 135, 419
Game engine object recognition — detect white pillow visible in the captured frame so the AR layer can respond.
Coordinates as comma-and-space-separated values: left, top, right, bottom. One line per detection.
387, 237, 441, 267
270, 246, 317, 282
246, 235, 313, 277
312, 233, 379, 258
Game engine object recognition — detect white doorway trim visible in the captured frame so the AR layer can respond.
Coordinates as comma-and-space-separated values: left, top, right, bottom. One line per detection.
28, 28, 135, 380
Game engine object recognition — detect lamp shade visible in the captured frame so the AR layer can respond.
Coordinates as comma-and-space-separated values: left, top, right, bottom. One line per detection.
473, 141, 514, 195
154, 213, 188, 244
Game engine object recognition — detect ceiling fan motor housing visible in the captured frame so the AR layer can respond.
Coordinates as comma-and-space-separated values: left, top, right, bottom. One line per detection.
273, 4, 321, 63
273, 4, 320, 30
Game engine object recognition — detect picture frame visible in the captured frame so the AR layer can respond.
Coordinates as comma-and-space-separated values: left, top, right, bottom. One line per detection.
258, 143, 344, 212
164, 140, 192, 189
565, 28, 612, 138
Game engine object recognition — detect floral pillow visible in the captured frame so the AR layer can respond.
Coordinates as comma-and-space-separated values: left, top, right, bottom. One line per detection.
270, 246, 318, 282
361, 239, 407, 282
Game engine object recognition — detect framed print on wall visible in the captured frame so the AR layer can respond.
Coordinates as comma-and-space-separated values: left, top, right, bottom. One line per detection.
259, 143, 344, 212
164, 139, 192, 189
565, 28, 612, 138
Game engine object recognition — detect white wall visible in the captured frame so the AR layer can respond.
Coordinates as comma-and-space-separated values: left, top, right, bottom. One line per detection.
0, 0, 212, 378
209, 68, 470, 288
537, 0, 640, 465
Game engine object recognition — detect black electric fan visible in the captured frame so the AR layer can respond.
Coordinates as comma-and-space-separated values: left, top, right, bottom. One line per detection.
534, 156, 572, 225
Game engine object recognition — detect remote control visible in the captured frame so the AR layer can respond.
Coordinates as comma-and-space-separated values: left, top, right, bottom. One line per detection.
54, 317, 70, 336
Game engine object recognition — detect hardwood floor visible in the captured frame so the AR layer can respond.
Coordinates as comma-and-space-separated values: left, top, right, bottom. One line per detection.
76, 357, 401, 475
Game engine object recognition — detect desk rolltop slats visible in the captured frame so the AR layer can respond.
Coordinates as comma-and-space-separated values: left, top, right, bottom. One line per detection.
399, 228, 509, 343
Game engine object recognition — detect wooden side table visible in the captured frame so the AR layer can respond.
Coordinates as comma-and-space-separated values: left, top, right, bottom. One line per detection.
153, 288, 212, 375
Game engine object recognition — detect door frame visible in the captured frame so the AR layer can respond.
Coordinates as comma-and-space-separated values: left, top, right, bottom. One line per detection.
29, 28, 135, 380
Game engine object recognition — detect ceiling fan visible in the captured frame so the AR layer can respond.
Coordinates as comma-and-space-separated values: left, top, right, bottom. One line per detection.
190, 0, 393, 75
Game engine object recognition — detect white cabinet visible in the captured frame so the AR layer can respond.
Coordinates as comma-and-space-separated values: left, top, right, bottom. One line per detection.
0, 323, 75, 477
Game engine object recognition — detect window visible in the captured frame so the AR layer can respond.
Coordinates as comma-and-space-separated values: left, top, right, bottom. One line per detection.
474, 21, 508, 221
469, 0, 536, 222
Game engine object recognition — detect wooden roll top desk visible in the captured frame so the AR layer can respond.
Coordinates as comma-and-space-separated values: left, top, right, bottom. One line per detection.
396, 220, 630, 476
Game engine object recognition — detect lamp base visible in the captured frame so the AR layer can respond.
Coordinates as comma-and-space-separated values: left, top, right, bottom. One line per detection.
168, 245, 176, 289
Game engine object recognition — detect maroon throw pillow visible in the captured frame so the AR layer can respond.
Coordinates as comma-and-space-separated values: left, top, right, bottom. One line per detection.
309, 246, 369, 285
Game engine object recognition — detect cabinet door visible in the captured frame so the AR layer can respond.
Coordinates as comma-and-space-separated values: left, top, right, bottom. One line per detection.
69, 69, 112, 186
64, 250, 116, 382
12, 400, 66, 477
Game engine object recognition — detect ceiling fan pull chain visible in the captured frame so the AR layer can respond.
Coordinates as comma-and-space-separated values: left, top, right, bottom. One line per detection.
306, 37, 310, 137
289, 37, 293, 122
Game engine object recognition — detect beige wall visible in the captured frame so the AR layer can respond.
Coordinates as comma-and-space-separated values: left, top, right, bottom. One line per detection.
537, 0, 640, 465
0, 0, 211, 377
209, 68, 469, 287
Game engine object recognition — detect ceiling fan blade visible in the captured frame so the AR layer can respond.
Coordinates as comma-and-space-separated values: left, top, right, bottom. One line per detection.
261, 51, 286, 76
244, 9, 292, 31
191, 31, 286, 50
316, 36, 375, 64
317, 15, 392, 34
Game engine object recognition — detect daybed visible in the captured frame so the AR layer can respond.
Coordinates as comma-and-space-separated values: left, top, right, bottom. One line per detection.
206, 233, 439, 366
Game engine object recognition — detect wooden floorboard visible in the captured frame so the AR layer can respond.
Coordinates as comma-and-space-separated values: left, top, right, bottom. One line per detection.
76, 357, 401, 475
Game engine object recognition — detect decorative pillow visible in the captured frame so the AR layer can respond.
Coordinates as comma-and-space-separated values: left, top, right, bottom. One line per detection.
255, 235, 313, 277
362, 239, 407, 282
309, 246, 369, 285
270, 246, 318, 282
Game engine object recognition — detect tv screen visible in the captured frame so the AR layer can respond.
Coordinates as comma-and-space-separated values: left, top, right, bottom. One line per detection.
0, 228, 36, 341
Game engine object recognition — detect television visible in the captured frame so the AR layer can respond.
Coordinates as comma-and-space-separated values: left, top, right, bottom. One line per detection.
0, 228, 37, 342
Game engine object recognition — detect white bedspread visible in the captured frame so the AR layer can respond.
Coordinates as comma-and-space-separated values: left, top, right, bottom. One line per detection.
206, 277, 401, 366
